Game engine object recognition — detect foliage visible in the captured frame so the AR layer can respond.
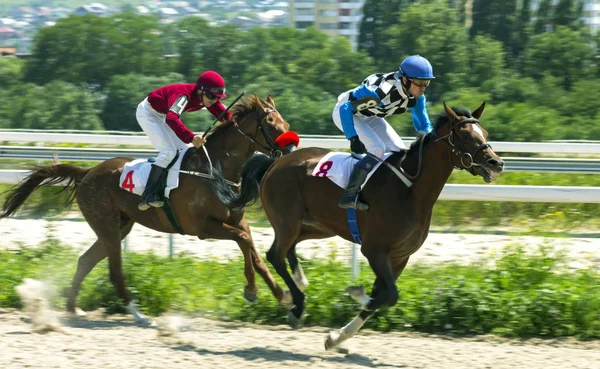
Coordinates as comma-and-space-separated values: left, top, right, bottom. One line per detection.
0, 241, 598, 339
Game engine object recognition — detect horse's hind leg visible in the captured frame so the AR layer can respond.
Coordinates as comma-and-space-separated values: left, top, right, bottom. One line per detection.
66, 215, 135, 316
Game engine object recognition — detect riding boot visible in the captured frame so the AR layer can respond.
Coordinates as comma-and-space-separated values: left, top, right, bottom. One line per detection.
338, 164, 372, 211
138, 164, 168, 211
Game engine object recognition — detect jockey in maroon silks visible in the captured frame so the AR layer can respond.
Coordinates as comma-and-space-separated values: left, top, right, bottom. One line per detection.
136, 70, 233, 211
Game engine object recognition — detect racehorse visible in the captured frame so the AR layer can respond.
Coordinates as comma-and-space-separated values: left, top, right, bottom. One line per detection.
210, 102, 505, 349
1, 94, 298, 323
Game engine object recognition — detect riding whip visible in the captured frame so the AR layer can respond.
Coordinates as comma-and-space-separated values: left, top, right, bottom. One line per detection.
202, 90, 246, 139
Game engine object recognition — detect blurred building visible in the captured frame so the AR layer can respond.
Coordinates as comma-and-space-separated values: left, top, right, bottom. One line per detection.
288, 0, 365, 50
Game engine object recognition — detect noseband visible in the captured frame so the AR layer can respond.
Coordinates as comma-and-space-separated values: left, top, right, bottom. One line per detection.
433, 118, 492, 169
234, 108, 284, 158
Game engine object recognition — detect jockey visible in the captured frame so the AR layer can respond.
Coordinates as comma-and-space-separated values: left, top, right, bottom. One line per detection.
332, 55, 435, 211
136, 70, 233, 211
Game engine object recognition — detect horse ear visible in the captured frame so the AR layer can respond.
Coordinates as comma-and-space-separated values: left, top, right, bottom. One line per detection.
472, 101, 486, 120
443, 102, 458, 121
266, 94, 275, 108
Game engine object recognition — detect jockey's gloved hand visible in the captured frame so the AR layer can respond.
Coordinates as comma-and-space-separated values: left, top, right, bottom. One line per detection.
349, 136, 367, 154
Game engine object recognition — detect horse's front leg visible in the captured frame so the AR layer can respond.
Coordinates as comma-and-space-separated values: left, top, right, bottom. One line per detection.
325, 255, 409, 350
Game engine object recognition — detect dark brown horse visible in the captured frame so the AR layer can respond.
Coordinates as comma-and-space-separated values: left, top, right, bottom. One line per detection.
211, 102, 505, 349
1, 94, 296, 324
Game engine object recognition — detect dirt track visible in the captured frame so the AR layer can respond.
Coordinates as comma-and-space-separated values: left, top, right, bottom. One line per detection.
1, 217, 599, 368
1, 308, 599, 369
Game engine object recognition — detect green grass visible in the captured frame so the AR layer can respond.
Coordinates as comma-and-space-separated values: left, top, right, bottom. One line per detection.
1, 238, 598, 339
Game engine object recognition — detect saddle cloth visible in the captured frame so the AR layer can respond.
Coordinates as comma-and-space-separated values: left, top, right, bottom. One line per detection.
119, 148, 188, 198
311, 151, 392, 189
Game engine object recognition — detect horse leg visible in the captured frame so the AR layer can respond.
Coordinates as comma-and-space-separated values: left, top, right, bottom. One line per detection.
200, 218, 286, 303
287, 244, 308, 292
66, 240, 106, 316
266, 225, 305, 328
66, 216, 134, 316
285, 225, 334, 294
324, 257, 409, 350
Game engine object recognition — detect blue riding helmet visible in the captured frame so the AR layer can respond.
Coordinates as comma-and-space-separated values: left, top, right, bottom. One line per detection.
398, 55, 435, 79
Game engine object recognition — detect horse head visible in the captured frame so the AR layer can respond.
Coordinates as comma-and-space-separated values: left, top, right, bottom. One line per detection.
436, 102, 504, 183
230, 94, 298, 158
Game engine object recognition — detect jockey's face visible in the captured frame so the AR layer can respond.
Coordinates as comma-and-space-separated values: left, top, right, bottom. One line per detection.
403, 76, 429, 98
200, 90, 219, 107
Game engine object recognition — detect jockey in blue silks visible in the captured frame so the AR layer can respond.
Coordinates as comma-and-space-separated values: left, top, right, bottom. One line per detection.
332, 55, 435, 210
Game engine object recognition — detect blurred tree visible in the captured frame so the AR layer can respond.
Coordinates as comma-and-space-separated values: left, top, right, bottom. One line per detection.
0, 57, 24, 87
510, 0, 531, 58
358, 0, 411, 68
387, 2, 469, 101
100, 73, 185, 132
466, 35, 506, 90
6, 81, 103, 130
24, 14, 166, 87
470, 0, 517, 54
523, 26, 593, 89
534, 0, 552, 34
553, 0, 584, 28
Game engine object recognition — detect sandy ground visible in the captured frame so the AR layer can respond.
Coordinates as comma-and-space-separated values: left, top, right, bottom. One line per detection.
0, 217, 599, 369
0, 307, 599, 369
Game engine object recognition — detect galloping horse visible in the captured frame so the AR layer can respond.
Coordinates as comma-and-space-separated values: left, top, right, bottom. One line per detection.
1, 94, 296, 323
211, 102, 505, 349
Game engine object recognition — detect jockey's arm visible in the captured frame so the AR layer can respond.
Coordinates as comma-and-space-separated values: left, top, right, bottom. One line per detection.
411, 95, 433, 134
340, 85, 381, 139
166, 95, 196, 144
207, 100, 234, 123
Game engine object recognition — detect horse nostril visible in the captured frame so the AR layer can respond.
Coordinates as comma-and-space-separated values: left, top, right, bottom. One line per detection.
487, 158, 504, 168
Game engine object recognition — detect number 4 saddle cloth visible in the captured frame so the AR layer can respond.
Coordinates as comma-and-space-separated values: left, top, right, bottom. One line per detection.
119, 148, 188, 198
311, 151, 392, 190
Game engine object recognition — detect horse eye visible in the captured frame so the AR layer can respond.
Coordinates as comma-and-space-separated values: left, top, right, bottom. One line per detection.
460, 132, 471, 140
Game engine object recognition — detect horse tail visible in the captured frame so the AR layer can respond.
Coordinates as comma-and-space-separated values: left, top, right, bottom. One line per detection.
212, 154, 275, 211
1, 164, 90, 219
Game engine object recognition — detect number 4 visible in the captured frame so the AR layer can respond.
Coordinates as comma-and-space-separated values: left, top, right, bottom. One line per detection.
122, 171, 135, 192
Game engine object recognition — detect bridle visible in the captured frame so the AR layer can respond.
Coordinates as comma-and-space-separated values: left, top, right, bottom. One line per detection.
233, 108, 284, 158
394, 117, 491, 182
432, 117, 492, 169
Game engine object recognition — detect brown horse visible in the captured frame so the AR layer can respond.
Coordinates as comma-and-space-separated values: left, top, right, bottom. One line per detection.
1, 94, 296, 323
210, 102, 505, 349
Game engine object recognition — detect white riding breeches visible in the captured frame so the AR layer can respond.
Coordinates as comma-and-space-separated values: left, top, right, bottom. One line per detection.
136, 98, 191, 168
333, 92, 406, 159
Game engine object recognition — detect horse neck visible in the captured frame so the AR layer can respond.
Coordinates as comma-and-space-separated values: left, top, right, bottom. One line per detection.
185, 120, 256, 180
393, 136, 455, 210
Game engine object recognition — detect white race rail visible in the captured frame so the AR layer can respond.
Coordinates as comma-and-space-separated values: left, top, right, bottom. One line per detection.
3, 131, 600, 154
1, 170, 599, 203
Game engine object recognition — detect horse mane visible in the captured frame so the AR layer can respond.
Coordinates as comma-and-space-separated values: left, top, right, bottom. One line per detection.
182, 94, 268, 170
405, 106, 473, 156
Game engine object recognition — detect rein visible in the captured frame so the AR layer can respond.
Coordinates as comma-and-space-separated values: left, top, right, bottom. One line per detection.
380, 117, 491, 187
233, 108, 283, 158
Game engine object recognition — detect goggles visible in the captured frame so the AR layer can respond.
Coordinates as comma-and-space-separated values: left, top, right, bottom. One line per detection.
408, 78, 431, 88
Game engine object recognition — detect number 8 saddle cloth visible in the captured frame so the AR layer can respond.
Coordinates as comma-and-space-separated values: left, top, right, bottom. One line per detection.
311, 151, 392, 190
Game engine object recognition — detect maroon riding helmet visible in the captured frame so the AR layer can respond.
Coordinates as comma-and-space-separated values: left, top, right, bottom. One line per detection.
196, 71, 227, 99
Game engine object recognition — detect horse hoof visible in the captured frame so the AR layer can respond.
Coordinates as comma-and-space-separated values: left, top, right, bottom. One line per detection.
135, 316, 152, 326
244, 289, 258, 303
287, 310, 305, 329
346, 285, 366, 299
325, 330, 340, 350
